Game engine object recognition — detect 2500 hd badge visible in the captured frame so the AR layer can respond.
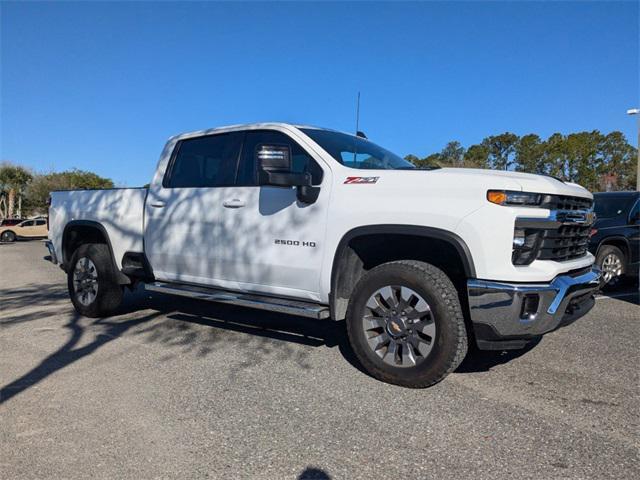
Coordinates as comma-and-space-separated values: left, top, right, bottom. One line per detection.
274, 239, 317, 247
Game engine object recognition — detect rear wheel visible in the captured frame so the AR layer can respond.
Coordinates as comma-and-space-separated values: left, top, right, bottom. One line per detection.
346, 260, 468, 388
596, 245, 626, 291
67, 243, 123, 317
1, 230, 16, 242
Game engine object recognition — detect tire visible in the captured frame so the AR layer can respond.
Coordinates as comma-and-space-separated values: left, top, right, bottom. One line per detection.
346, 260, 468, 388
1, 230, 16, 242
67, 243, 123, 317
596, 245, 626, 291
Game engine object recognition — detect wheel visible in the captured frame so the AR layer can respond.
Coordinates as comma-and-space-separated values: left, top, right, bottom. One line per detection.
1, 230, 16, 242
596, 245, 626, 291
67, 243, 123, 317
346, 260, 468, 388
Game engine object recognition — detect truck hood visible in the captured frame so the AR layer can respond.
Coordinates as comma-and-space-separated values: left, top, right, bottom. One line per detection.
370, 168, 592, 199
437, 168, 593, 198
436, 168, 591, 198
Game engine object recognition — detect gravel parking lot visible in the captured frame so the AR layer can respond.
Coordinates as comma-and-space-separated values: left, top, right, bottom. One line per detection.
1, 240, 638, 479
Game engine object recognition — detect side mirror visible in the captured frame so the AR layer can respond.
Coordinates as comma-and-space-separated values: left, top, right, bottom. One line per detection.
256, 144, 310, 187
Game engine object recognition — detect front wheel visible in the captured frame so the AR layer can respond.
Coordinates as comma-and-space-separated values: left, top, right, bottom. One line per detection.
1, 230, 16, 242
67, 243, 123, 317
346, 260, 468, 388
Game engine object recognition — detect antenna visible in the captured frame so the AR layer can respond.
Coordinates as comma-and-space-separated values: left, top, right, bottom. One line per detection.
355, 91, 360, 134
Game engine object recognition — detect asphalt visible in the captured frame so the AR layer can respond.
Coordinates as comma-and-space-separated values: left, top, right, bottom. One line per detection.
1, 240, 639, 479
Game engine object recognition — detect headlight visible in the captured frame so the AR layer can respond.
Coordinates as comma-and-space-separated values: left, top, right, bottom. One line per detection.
487, 190, 542, 206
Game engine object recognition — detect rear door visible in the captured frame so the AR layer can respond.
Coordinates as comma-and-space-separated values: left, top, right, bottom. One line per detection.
144, 131, 245, 285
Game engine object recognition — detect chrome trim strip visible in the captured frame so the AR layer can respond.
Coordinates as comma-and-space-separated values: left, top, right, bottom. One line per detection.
516, 208, 596, 229
546, 266, 601, 314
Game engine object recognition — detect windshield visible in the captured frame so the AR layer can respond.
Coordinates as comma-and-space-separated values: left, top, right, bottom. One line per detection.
593, 194, 635, 219
301, 128, 418, 170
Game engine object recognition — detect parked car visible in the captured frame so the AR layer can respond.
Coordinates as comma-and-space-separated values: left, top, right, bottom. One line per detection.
0, 218, 48, 242
589, 191, 640, 289
0, 218, 24, 227
46, 122, 600, 387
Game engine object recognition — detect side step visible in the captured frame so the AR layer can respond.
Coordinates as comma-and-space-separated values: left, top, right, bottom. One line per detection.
145, 282, 331, 320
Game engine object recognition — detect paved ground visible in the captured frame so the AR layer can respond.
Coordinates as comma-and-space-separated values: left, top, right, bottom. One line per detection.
1, 241, 639, 479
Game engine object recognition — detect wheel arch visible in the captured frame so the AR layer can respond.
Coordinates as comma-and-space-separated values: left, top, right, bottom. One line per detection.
596, 236, 630, 264
1, 229, 17, 241
62, 220, 130, 284
329, 225, 476, 320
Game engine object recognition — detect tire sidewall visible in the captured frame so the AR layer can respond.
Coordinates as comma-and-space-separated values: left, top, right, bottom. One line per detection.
597, 245, 626, 289
67, 243, 122, 317
346, 263, 463, 385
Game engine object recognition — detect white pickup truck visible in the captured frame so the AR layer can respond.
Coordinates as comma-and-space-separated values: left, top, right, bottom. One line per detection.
46, 123, 601, 387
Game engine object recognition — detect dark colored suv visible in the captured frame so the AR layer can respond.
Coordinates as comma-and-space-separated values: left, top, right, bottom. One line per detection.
589, 191, 640, 289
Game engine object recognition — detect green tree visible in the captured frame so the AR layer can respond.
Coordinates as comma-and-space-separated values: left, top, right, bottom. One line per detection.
0, 163, 33, 218
438, 141, 465, 167
515, 134, 544, 174
24, 168, 114, 215
542, 133, 567, 179
597, 131, 637, 191
564, 131, 601, 190
482, 132, 519, 170
463, 144, 490, 169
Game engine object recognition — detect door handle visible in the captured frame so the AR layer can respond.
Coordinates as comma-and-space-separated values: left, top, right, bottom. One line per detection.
149, 202, 165, 208
223, 198, 245, 208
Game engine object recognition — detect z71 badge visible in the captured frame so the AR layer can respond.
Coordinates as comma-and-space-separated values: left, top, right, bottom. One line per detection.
344, 176, 380, 184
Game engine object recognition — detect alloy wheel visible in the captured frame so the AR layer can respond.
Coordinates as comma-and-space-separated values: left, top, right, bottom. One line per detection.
362, 285, 436, 368
73, 257, 99, 306
601, 253, 623, 284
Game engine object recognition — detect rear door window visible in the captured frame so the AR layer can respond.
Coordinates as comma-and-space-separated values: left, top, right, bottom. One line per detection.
164, 132, 244, 188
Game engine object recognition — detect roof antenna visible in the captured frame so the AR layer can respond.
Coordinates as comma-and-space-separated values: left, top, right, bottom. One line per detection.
355, 92, 366, 138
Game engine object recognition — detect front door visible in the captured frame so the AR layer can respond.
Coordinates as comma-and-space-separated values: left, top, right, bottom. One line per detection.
218, 129, 330, 301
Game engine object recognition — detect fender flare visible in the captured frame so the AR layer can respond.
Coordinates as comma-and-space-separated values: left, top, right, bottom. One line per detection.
330, 224, 477, 293
595, 235, 631, 259
62, 220, 129, 283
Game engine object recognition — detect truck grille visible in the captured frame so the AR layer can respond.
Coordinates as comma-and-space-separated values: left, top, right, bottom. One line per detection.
541, 194, 593, 211
537, 224, 592, 262
513, 194, 594, 265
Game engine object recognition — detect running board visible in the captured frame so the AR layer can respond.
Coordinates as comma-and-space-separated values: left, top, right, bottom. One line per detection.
145, 282, 331, 320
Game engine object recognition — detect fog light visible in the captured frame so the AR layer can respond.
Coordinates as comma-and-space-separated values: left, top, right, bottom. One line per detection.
520, 294, 540, 321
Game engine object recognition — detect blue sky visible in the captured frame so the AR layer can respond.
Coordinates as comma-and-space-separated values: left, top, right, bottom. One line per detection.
1, 1, 638, 186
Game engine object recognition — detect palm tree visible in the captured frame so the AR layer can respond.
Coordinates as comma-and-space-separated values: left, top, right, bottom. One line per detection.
0, 164, 33, 218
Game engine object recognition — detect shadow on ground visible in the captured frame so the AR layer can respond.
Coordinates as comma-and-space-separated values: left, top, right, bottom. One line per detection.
0, 283, 541, 403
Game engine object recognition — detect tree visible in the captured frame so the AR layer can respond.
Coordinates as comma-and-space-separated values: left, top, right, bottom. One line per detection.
564, 131, 601, 189
481, 132, 519, 170
542, 133, 567, 179
405, 153, 442, 168
598, 131, 637, 191
463, 144, 490, 169
515, 134, 544, 174
0, 163, 33, 218
23, 169, 114, 215
439, 141, 465, 167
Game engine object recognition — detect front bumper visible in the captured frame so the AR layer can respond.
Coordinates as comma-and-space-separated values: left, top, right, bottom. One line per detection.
467, 266, 601, 350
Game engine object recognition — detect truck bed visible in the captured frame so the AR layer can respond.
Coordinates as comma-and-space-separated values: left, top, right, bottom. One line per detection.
48, 188, 147, 269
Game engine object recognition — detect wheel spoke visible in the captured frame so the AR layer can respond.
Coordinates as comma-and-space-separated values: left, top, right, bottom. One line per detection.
401, 342, 417, 366
367, 332, 390, 355
385, 340, 400, 365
